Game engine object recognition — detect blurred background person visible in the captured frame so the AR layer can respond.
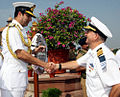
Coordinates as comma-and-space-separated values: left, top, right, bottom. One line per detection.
31, 31, 48, 74
76, 36, 89, 97
6, 17, 13, 26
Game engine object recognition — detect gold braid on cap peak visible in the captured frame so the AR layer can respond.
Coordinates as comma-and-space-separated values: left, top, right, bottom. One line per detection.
30, 5, 36, 12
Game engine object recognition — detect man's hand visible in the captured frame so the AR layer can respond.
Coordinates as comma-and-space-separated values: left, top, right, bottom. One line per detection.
109, 84, 120, 97
45, 62, 56, 73
33, 45, 46, 54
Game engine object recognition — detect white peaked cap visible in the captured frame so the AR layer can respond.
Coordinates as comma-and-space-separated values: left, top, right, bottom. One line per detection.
85, 16, 112, 38
12, 2, 36, 18
13, 2, 35, 8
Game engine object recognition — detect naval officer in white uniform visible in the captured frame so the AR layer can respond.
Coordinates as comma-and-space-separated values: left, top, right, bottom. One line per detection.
0, 2, 49, 97
51, 16, 120, 97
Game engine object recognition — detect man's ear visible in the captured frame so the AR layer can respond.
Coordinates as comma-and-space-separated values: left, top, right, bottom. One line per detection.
94, 32, 99, 41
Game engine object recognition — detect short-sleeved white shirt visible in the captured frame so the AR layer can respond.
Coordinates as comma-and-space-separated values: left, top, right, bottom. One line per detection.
0, 19, 28, 90
115, 49, 120, 68
77, 43, 120, 97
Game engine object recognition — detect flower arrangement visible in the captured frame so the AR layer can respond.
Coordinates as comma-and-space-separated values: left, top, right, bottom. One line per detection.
34, 1, 90, 50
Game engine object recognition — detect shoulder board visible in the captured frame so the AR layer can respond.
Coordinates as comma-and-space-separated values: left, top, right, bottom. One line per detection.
97, 47, 103, 57
8, 23, 15, 27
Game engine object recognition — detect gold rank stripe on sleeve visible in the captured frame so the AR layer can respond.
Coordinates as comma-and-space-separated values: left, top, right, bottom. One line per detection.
6, 23, 32, 59
97, 47, 103, 57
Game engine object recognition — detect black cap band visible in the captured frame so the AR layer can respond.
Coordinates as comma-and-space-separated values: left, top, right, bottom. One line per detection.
15, 6, 32, 13
89, 23, 107, 39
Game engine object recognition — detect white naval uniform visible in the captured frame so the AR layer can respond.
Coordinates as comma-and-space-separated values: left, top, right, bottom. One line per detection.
115, 49, 120, 68
0, 54, 3, 97
31, 33, 48, 74
0, 54, 3, 70
77, 43, 120, 97
0, 53, 3, 97
0, 19, 29, 97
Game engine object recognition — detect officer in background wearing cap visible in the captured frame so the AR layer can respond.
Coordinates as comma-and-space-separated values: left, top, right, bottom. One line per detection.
76, 37, 88, 59
6, 17, 13, 26
0, 2, 50, 97
76, 36, 89, 97
49, 16, 120, 97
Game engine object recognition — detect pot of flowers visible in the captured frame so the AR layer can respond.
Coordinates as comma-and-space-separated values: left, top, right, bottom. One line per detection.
30, 1, 90, 77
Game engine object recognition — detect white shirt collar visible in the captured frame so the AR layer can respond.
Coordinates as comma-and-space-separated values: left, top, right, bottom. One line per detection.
89, 43, 105, 57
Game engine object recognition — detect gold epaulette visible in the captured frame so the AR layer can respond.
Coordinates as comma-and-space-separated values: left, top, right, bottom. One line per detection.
97, 47, 103, 57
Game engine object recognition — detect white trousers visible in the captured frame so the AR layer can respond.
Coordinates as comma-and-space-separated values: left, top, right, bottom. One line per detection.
1, 89, 25, 97
0, 89, 1, 97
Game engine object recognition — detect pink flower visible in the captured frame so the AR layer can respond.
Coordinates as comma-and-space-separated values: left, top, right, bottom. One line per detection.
78, 13, 83, 19
62, 44, 65, 47
61, 8, 65, 11
41, 31, 43, 34
69, 22, 74, 28
47, 7, 51, 12
57, 41, 61, 45
74, 9, 79, 13
69, 24, 72, 28
43, 21, 46, 23
38, 19, 42, 23
74, 34, 78, 37
63, 14, 66, 16
39, 13, 43, 16
47, 26, 53, 30
58, 1, 64, 5
47, 19, 51, 21
66, 7, 72, 10
27, 30, 29, 34
49, 36, 54, 39
87, 18, 91, 22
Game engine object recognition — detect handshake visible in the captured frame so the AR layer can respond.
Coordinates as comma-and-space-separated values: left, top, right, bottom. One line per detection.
44, 62, 61, 74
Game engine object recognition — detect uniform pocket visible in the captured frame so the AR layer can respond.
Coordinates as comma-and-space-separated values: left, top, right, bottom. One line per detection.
10, 70, 28, 88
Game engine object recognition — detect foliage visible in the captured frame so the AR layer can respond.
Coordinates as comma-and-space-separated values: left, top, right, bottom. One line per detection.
112, 48, 119, 54
27, 65, 33, 70
33, 1, 90, 50
42, 88, 62, 97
